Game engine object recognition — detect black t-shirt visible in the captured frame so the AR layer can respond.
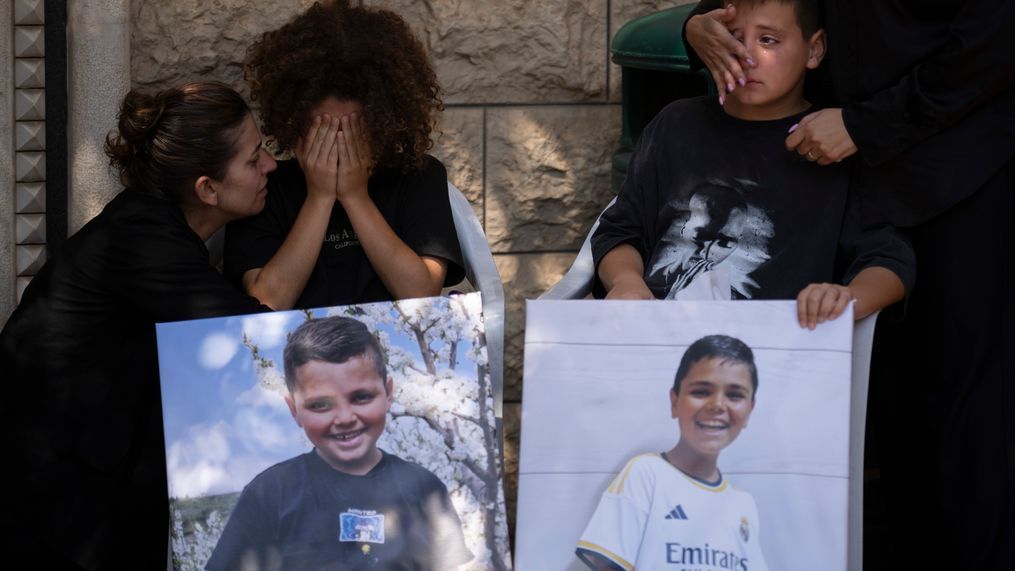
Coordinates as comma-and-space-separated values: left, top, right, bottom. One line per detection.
223, 155, 465, 309
591, 97, 915, 299
0, 190, 267, 568
206, 451, 473, 571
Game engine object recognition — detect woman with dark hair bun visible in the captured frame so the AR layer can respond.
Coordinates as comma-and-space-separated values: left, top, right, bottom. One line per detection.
0, 82, 275, 569
222, 0, 465, 311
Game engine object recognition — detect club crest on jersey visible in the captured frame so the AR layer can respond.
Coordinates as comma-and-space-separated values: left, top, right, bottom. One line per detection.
739, 516, 750, 542
340, 509, 385, 544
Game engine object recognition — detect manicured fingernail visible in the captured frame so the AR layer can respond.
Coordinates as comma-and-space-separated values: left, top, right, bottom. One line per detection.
788, 123, 799, 133
727, 82, 734, 93
719, 94, 725, 105
746, 57, 756, 67
738, 77, 745, 87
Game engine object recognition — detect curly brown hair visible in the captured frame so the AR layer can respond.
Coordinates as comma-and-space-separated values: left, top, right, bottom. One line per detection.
246, 0, 442, 172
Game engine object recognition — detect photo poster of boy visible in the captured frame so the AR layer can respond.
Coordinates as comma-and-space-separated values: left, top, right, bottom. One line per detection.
515, 300, 853, 571
154, 293, 511, 571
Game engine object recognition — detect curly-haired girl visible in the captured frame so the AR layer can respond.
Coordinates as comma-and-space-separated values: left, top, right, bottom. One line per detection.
223, 0, 464, 310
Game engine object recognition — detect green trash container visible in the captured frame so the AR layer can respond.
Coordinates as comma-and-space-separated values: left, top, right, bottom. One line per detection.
611, 4, 713, 192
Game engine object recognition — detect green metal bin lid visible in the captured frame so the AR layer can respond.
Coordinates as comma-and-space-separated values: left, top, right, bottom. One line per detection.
611, 4, 697, 72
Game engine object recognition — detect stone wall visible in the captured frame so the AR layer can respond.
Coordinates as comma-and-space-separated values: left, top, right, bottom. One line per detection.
130, 0, 692, 536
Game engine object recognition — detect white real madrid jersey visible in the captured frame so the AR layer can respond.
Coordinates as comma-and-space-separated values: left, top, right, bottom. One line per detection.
577, 453, 767, 571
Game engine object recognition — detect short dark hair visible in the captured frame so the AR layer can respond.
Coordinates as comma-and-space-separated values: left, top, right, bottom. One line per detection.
732, 0, 821, 38
104, 82, 251, 203
283, 316, 387, 393
672, 335, 759, 397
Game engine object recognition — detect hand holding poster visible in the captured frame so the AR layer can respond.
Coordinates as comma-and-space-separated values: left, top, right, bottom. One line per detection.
516, 300, 855, 571
156, 294, 511, 570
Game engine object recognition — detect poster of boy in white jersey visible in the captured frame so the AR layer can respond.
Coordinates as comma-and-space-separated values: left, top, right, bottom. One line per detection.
516, 301, 853, 571
576, 335, 767, 571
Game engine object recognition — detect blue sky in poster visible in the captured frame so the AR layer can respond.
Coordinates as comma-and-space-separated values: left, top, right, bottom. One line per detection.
155, 306, 457, 498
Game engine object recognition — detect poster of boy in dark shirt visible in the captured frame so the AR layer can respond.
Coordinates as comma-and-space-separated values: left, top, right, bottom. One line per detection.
205, 316, 472, 570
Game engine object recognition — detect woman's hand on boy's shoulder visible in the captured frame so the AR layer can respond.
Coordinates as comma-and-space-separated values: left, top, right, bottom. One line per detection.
785, 109, 858, 166
797, 282, 852, 330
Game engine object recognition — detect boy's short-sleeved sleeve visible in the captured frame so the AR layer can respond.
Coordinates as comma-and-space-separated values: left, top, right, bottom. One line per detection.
590, 117, 666, 298
576, 457, 654, 570
420, 472, 474, 570
837, 189, 916, 295
393, 156, 465, 288
204, 480, 275, 571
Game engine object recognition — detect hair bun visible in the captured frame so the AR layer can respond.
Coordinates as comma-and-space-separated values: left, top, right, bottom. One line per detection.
104, 82, 251, 201
117, 90, 166, 145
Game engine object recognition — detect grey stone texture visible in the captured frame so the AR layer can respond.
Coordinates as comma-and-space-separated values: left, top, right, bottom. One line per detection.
130, 0, 316, 97
14, 0, 45, 26
486, 105, 620, 253
68, 0, 131, 233
365, 0, 607, 104
610, 0, 697, 101
1, 5, 15, 324
14, 25, 45, 58
432, 107, 484, 220
494, 253, 574, 402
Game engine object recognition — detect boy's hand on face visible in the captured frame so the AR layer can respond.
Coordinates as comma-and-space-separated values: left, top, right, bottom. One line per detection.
785, 109, 858, 165
606, 276, 655, 300
336, 113, 373, 206
296, 114, 341, 205
797, 282, 852, 329
685, 4, 756, 105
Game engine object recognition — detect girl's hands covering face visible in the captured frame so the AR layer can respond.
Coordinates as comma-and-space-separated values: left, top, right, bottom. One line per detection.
296, 115, 340, 202
335, 113, 373, 204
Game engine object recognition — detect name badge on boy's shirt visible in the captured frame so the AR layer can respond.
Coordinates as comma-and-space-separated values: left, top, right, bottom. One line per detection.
340, 509, 386, 544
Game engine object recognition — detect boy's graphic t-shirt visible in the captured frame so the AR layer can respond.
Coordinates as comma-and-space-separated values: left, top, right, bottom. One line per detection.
205, 450, 472, 571
576, 453, 767, 571
223, 155, 465, 309
591, 97, 915, 300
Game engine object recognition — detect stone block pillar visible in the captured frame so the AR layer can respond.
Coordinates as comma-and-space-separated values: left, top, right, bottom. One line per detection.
67, 0, 129, 233
1, 2, 16, 324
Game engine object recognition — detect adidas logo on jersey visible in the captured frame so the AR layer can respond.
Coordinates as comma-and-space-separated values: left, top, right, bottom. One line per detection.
664, 505, 689, 520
